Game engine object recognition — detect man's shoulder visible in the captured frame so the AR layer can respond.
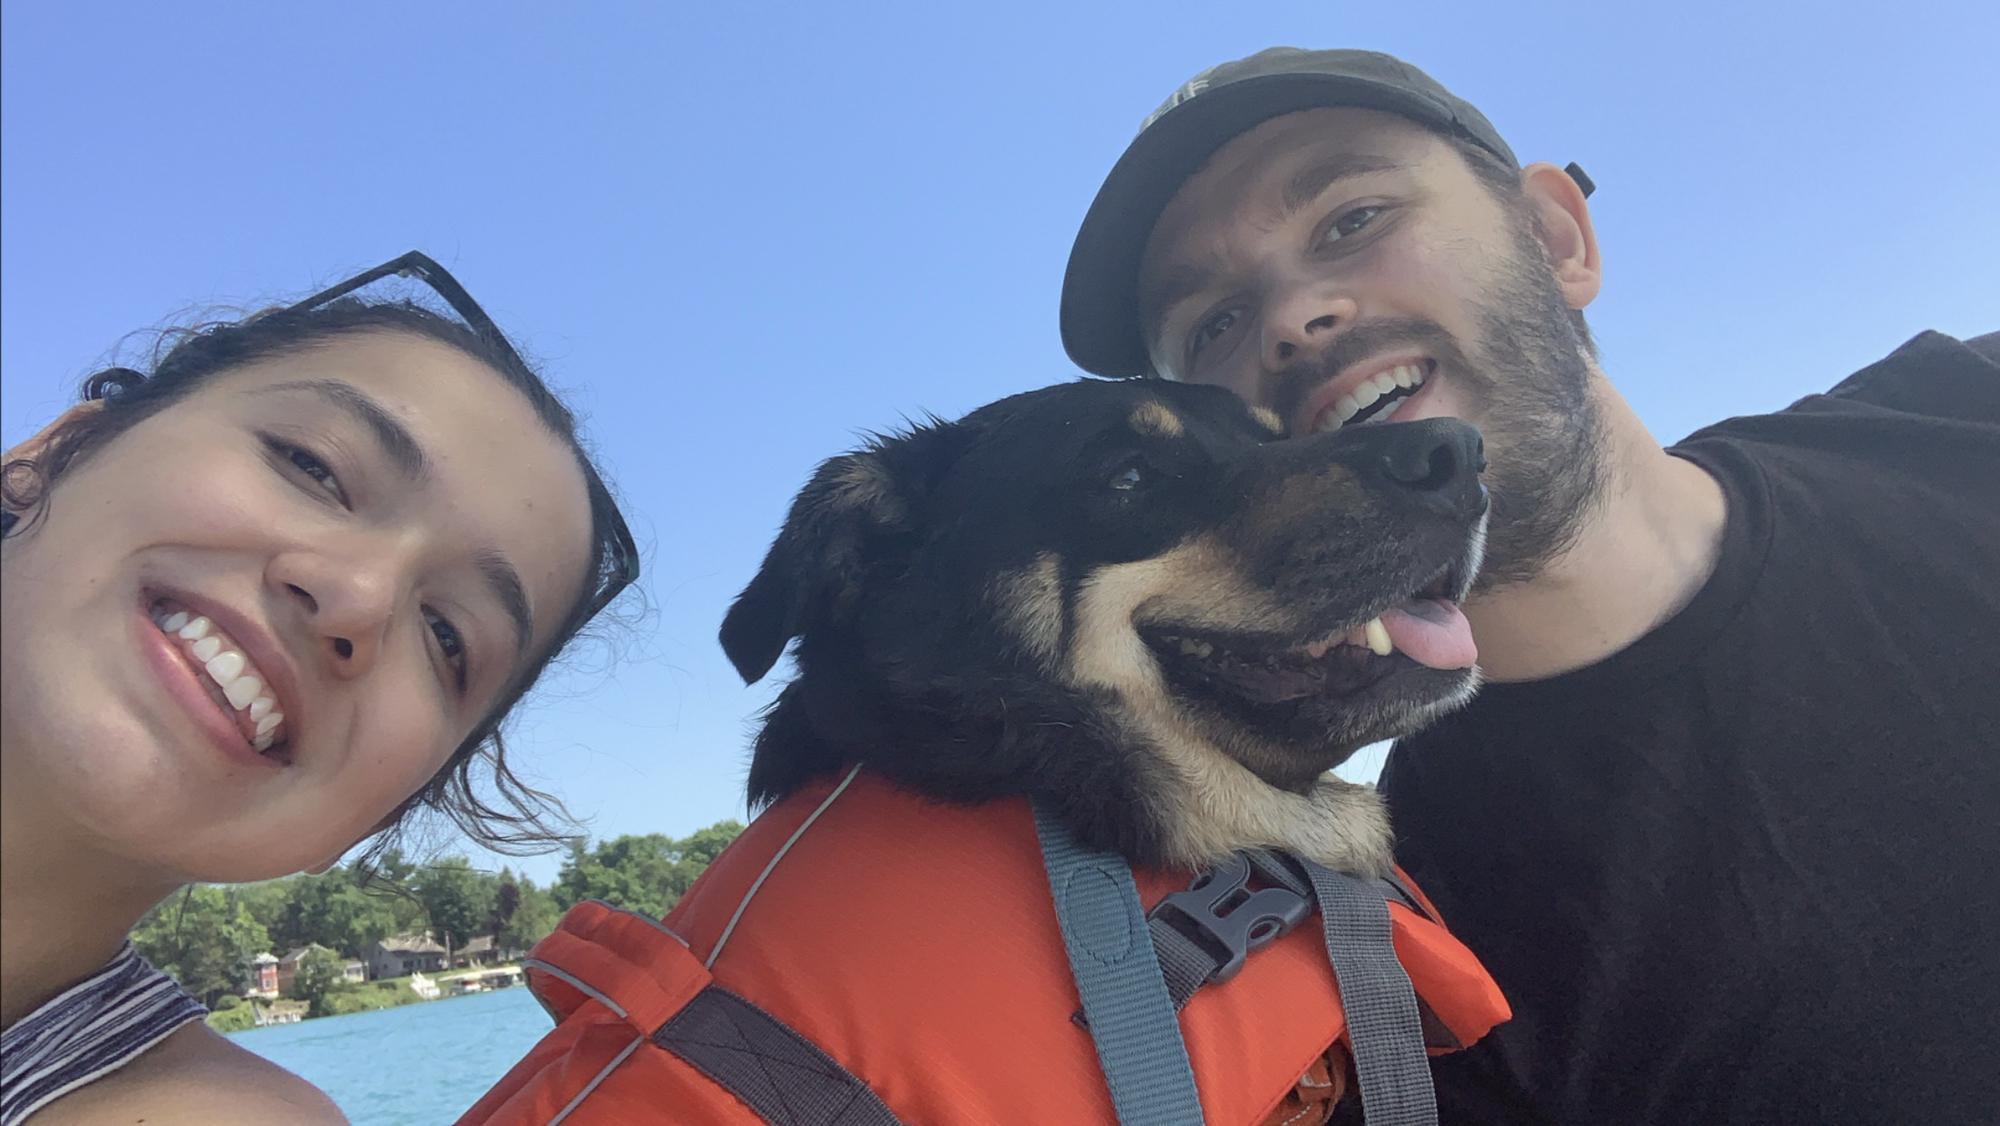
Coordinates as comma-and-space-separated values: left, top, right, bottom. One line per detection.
30, 1022, 347, 1125
1811, 329, 1998, 420
1673, 329, 2000, 467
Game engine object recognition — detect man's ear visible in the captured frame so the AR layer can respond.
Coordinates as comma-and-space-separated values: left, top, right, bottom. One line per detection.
1520, 161, 1602, 312
720, 420, 967, 684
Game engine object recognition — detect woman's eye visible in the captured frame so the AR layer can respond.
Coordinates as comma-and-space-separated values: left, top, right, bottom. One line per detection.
1319, 205, 1383, 247
268, 440, 348, 506
1188, 308, 1238, 361
423, 607, 469, 693
1109, 462, 1148, 491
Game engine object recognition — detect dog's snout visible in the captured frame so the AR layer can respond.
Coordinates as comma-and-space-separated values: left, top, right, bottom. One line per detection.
1344, 419, 1486, 515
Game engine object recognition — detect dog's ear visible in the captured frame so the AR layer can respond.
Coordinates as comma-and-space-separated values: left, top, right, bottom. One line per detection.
721, 420, 967, 683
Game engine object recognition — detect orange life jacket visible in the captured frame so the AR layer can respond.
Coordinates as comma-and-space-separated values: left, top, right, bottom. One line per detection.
459, 768, 1509, 1125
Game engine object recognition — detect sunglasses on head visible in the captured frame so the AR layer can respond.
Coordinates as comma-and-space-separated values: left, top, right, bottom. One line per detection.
292, 251, 640, 625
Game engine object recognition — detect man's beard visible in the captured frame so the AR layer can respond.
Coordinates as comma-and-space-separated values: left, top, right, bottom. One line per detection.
1270, 227, 1606, 591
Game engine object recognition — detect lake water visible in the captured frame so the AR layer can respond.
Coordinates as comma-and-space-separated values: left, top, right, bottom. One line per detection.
230, 986, 550, 1124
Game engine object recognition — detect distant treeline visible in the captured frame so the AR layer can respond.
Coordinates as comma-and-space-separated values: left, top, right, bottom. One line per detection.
135, 821, 745, 1010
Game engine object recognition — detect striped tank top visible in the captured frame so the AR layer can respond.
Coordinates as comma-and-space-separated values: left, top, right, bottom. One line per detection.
1, 942, 207, 1124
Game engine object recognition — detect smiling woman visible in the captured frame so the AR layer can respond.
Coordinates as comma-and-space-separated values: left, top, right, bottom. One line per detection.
0, 254, 638, 1125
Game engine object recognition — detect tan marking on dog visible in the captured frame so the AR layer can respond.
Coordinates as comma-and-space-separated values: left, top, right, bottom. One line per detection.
991, 552, 1064, 665
1130, 399, 1185, 438
1250, 405, 1285, 436
1065, 536, 1394, 876
827, 453, 905, 524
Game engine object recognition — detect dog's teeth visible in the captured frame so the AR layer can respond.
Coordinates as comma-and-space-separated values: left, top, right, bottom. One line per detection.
1363, 616, 1394, 657
1305, 639, 1332, 660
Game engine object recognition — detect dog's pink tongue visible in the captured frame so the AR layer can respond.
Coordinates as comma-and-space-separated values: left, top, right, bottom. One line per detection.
1379, 599, 1477, 670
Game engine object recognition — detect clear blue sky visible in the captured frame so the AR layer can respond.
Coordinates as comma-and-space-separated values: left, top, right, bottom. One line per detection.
5, 1, 1994, 885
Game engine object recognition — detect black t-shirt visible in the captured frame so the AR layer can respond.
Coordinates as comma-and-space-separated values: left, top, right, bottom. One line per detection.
1380, 331, 2000, 1125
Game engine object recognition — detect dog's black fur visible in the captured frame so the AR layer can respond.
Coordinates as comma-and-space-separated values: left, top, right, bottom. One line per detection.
722, 380, 1486, 875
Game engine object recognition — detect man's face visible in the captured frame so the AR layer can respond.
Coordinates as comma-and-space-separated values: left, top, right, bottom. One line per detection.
1137, 107, 1604, 588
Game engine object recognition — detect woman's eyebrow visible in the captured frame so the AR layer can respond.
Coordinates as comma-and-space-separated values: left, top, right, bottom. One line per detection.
255, 379, 531, 655
476, 547, 534, 658
256, 379, 430, 482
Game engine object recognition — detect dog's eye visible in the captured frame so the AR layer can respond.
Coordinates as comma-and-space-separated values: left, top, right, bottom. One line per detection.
1108, 462, 1148, 491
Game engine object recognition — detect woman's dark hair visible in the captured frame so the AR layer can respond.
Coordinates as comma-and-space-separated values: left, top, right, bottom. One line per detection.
1, 297, 633, 861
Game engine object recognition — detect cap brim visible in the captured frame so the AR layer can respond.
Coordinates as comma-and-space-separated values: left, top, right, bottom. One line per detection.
1060, 73, 1472, 378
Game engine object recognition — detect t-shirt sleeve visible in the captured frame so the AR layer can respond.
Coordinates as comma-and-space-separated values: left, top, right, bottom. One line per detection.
1822, 329, 2000, 425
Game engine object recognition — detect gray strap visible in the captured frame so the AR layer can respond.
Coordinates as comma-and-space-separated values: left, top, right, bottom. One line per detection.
1032, 804, 1205, 1126
1300, 859, 1439, 1126
1148, 915, 1222, 1012
653, 986, 902, 1125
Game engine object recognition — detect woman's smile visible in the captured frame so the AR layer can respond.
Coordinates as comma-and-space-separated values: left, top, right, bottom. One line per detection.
146, 598, 291, 753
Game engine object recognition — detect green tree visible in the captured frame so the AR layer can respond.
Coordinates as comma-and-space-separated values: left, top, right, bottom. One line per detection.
372, 849, 434, 936
500, 877, 561, 952
274, 865, 399, 957
553, 822, 746, 918
236, 877, 299, 944
288, 946, 347, 1017
677, 822, 745, 869
132, 886, 271, 1007
410, 857, 498, 961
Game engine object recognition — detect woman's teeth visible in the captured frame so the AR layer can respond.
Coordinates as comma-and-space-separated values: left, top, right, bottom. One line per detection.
153, 605, 287, 752
1310, 363, 1428, 434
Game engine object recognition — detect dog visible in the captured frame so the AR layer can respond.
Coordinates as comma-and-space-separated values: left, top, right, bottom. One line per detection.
721, 378, 1487, 878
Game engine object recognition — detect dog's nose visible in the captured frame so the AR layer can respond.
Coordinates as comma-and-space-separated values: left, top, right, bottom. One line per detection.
1357, 419, 1487, 514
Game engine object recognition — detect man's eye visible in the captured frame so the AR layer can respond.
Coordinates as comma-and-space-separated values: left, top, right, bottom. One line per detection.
1318, 205, 1382, 246
1188, 308, 1238, 361
424, 607, 469, 693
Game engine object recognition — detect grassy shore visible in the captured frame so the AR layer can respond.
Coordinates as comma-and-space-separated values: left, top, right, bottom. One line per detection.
208, 969, 521, 1032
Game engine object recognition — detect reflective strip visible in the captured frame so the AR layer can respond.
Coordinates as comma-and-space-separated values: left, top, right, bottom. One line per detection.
546, 1035, 644, 1125
708, 763, 864, 969
522, 959, 628, 1020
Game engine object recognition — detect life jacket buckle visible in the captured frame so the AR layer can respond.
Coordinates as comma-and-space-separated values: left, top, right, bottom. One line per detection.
1149, 852, 1314, 984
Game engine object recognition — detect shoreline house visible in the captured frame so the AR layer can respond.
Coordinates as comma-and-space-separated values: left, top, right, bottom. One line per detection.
364, 933, 447, 981
244, 952, 280, 999
449, 935, 522, 970
275, 944, 336, 997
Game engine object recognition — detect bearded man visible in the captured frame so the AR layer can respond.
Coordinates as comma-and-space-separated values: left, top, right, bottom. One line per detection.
1060, 47, 1999, 1124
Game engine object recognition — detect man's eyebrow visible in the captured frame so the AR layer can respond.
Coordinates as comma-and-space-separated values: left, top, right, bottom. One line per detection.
258, 379, 429, 481
1141, 155, 1411, 357
475, 548, 534, 658
1280, 154, 1410, 218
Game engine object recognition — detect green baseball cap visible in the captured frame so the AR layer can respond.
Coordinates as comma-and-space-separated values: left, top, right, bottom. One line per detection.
1060, 47, 1591, 378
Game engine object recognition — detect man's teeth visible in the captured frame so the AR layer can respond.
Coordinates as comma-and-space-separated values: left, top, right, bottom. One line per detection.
1310, 363, 1428, 434
151, 605, 286, 751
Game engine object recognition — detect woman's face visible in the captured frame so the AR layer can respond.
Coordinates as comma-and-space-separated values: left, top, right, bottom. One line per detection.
0, 331, 595, 882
